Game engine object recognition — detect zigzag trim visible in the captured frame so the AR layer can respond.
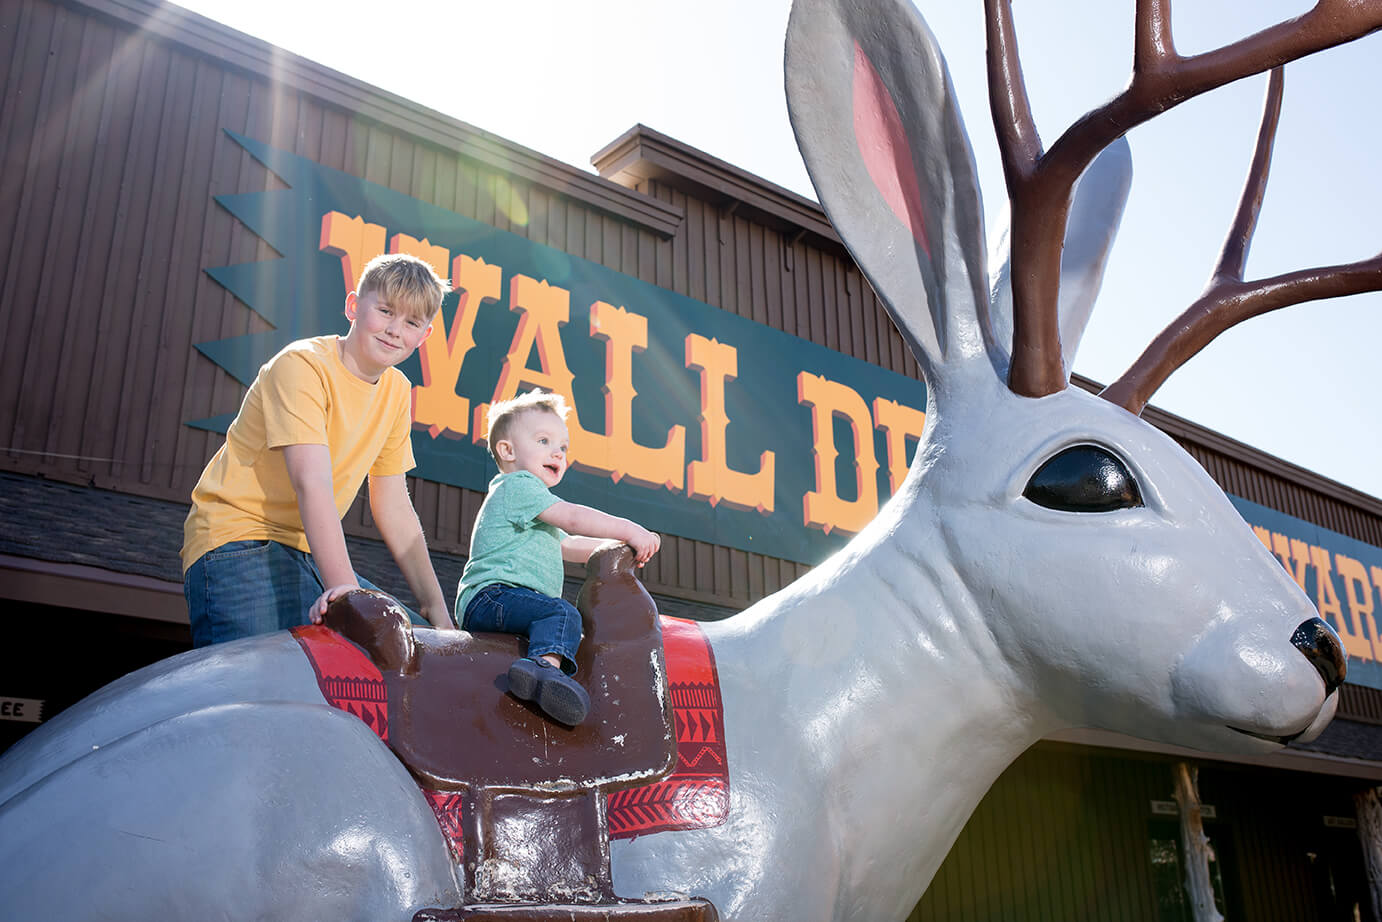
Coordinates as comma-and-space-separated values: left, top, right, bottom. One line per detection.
679, 745, 726, 771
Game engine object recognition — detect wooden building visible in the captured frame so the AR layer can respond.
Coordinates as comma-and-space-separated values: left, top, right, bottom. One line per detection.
4, 1, 1382, 919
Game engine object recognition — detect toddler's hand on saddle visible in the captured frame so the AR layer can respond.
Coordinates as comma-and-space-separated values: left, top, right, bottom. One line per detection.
310, 583, 361, 623
628, 527, 661, 566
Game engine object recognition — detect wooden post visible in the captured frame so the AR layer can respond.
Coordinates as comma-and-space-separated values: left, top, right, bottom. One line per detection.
1355, 787, 1382, 921
1172, 761, 1223, 922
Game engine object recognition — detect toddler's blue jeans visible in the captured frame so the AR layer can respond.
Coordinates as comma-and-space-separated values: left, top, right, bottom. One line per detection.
462, 583, 583, 674
183, 539, 417, 647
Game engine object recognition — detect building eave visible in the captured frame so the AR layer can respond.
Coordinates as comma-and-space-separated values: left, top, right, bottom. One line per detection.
592, 123, 841, 252
61, 0, 685, 238
1046, 725, 1382, 782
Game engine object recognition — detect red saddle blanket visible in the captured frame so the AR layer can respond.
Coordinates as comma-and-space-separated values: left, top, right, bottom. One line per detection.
292, 615, 729, 855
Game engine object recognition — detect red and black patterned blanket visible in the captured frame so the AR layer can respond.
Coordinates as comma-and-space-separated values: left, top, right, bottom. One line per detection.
292, 615, 729, 858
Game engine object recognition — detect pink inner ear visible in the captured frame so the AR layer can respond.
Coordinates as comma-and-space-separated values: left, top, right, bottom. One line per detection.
852, 42, 930, 256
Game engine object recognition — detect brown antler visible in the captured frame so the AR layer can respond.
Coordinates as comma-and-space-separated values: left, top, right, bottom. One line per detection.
987, 0, 1382, 399
1101, 69, 1382, 413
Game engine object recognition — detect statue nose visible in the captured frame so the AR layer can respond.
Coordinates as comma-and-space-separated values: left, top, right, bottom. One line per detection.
1291, 618, 1346, 696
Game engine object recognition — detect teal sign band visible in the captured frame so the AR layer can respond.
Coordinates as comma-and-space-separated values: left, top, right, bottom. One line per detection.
195, 133, 929, 566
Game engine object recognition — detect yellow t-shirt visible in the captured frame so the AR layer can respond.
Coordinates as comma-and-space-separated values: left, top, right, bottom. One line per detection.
181, 335, 416, 571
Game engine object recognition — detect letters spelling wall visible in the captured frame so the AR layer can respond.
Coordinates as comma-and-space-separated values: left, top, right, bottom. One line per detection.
195, 133, 928, 566
197, 134, 1382, 691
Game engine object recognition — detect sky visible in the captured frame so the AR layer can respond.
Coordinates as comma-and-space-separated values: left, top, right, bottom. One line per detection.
171, 0, 1382, 500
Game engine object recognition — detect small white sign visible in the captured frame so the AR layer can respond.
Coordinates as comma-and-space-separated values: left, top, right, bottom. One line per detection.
1150, 800, 1216, 819
1324, 815, 1357, 829
0, 697, 44, 724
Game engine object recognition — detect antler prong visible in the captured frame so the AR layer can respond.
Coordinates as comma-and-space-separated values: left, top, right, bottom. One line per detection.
1050, 0, 1382, 181
1212, 67, 1284, 284
985, 0, 1070, 397
1133, 0, 1176, 73
1101, 64, 1382, 414
1100, 256, 1382, 414
984, 0, 1042, 188
1001, 0, 1382, 401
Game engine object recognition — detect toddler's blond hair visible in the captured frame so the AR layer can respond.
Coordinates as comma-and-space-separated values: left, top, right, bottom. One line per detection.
486, 390, 570, 463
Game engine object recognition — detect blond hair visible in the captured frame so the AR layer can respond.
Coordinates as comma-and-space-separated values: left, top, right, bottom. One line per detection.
486, 390, 570, 462
356, 253, 450, 323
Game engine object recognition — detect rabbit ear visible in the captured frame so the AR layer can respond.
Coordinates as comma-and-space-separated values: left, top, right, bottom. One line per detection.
785, 0, 989, 382
985, 137, 1133, 379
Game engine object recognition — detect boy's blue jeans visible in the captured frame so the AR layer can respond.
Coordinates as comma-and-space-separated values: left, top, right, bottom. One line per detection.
462, 584, 583, 675
183, 539, 417, 647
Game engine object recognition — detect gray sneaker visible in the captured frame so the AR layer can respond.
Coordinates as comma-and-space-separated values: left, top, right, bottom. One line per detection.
506, 657, 590, 726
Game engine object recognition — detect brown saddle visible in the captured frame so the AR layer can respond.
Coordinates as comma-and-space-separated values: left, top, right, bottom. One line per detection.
323, 543, 717, 922
326, 542, 676, 791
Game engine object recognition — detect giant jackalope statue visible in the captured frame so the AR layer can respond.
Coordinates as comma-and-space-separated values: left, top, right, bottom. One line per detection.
2, 0, 1380, 919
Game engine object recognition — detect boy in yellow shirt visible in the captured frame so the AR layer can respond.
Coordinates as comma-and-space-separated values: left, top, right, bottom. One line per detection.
182, 253, 454, 645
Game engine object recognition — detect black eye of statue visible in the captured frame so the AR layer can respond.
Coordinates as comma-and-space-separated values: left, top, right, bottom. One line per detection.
1023, 444, 1143, 512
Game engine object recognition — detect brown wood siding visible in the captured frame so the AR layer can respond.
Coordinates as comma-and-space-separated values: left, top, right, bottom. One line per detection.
638, 176, 919, 383
1341, 683, 1382, 724
910, 748, 1167, 921
908, 745, 1370, 922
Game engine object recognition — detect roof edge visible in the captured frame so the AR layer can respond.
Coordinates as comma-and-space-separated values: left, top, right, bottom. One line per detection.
1045, 726, 1382, 781
65, 0, 685, 237
592, 124, 841, 251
